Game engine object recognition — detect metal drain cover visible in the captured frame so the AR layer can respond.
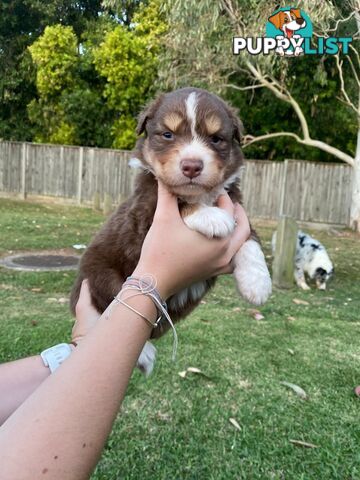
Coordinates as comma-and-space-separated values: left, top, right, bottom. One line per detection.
0, 254, 80, 272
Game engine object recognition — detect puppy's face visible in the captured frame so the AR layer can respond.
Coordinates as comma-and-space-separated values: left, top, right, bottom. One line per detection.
314, 267, 334, 290
135, 88, 243, 197
268, 9, 306, 38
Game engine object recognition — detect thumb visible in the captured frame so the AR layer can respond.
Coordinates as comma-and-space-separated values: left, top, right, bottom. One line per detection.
154, 179, 180, 220
79, 279, 91, 303
216, 192, 235, 217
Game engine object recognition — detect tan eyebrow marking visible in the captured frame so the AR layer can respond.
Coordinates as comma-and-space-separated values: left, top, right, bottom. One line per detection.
205, 114, 222, 135
163, 113, 184, 132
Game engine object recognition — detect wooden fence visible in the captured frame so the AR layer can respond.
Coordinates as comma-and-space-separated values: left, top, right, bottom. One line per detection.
0, 141, 352, 226
241, 159, 352, 226
0, 141, 137, 204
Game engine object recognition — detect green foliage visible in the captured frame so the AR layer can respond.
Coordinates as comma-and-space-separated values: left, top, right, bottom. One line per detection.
27, 16, 116, 146
0, 0, 158, 146
93, 26, 151, 111
61, 88, 114, 147
27, 99, 73, 145
24, 0, 165, 148
0, 0, 103, 142
0, 48, 37, 141
0, 0, 41, 140
28, 25, 80, 144
101, 0, 145, 26
132, 0, 167, 39
93, 0, 166, 148
111, 115, 137, 149
29, 25, 78, 98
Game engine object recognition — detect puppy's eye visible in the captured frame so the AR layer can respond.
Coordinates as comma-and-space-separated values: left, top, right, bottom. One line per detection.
210, 135, 223, 144
162, 131, 173, 139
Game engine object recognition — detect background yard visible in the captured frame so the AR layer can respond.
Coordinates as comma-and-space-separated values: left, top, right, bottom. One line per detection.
0, 197, 359, 479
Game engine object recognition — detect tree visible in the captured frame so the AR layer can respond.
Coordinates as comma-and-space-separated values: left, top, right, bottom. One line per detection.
27, 1, 165, 148
101, 0, 145, 26
27, 20, 115, 146
28, 16, 118, 147
28, 25, 79, 144
0, 0, 103, 141
160, 0, 360, 231
93, 0, 167, 148
0, 0, 44, 140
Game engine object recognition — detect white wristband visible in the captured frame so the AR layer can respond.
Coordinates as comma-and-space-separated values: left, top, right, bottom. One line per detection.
40, 343, 72, 373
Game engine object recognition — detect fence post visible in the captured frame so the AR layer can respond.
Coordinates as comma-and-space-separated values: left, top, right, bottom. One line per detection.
272, 215, 297, 289
103, 193, 113, 215
93, 192, 101, 211
77, 147, 84, 205
21, 143, 27, 199
279, 159, 289, 216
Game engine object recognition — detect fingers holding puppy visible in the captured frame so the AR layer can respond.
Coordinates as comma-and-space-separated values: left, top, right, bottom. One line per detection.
216, 192, 235, 218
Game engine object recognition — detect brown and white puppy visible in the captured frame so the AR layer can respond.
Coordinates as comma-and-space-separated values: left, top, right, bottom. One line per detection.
70, 87, 271, 375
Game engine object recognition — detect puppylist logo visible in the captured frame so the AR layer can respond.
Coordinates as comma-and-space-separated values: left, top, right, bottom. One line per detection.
233, 7, 353, 57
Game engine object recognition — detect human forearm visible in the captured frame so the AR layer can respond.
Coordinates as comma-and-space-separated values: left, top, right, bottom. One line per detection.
0, 184, 251, 480
0, 355, 50, 425
0, 292, 156, 480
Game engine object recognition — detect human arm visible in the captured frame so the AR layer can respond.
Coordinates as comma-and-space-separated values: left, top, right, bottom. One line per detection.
0, 283, 101, 426
0, 354, 51, 426
0, 289, 157, 480
0, 181, 250, 480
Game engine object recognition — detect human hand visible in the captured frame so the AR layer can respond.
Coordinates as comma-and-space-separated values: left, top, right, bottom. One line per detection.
72, 279, 101, 344
132, 180, 251, 299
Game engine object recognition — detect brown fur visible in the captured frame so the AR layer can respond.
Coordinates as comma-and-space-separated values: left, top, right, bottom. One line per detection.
70, 87, 257, 339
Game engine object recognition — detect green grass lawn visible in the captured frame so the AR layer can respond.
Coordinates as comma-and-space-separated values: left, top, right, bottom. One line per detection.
0, 197, 359, 480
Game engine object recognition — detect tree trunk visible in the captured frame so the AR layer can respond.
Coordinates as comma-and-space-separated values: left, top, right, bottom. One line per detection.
350, 8, 360, 232
350, 129, 360, 232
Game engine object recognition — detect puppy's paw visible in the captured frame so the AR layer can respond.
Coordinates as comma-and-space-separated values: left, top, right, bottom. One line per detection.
298, 282, 311, 291
184, 206, 235, 238
233, 239, 272, 305
137, 341, 157, 377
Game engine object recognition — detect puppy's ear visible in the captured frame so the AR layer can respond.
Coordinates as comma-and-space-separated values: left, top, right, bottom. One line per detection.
233, 115, 244, 144
291, 8, 301, 18
227, 106, 243, 144
136, 94, 165, 135
268, 11, 282, 30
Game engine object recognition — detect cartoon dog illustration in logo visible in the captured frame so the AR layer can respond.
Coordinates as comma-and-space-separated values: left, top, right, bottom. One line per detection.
268, 8, 307, 56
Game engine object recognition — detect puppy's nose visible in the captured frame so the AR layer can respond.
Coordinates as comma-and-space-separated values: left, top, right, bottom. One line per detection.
181, 159, 204, 179
296, 17, 304, 25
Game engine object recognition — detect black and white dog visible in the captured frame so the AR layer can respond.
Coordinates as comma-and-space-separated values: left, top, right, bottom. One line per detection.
294, 231, 334, 290
272, 230, 334, 290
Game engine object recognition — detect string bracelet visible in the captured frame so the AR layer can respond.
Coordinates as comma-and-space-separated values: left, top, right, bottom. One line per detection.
124, 275, 167, 319
113, 295, 156, 329
120, 274, 178, 361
